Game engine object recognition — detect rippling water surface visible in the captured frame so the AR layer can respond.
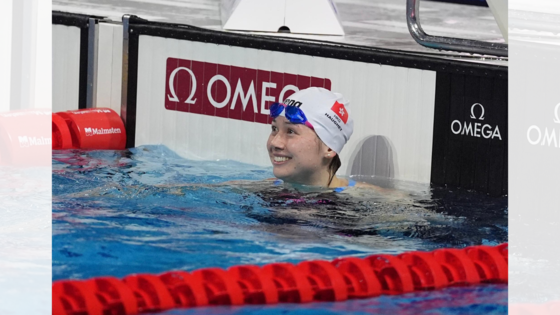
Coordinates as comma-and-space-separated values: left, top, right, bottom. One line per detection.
52, 145, 508, 314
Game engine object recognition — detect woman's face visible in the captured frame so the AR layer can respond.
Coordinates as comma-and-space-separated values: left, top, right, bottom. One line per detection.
267, 116, 331, 185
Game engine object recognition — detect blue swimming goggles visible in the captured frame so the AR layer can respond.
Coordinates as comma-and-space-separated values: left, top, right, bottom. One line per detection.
269, 102, 314, 130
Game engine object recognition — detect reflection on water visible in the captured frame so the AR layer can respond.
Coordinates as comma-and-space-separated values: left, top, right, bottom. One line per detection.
158, 283, 507, 315
52, 145, 507, 282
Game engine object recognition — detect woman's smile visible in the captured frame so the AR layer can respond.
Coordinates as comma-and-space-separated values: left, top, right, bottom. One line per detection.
272, 155, 292, 164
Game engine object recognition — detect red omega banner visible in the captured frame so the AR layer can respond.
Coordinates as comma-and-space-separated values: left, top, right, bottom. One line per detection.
165, 58, 332, 124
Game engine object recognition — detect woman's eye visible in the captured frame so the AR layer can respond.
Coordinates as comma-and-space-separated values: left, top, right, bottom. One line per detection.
287, 129, 295, 134
271, 126, 278, 132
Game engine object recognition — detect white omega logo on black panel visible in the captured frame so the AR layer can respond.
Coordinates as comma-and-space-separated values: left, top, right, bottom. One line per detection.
450, 103, 502, 140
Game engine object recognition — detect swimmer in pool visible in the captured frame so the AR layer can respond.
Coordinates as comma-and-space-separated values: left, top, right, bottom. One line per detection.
64, 87, 391, 198
266, 87, 358, 190
165, 87, 382, 194
229, 87, 386, 194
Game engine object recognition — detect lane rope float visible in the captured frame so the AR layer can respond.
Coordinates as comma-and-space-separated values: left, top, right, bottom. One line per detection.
53, 243, 508, 315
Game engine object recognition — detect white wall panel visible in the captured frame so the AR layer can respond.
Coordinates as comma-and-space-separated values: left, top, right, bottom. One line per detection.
418, 70, 437, 181
210, 44, 232, 162
343, 61, 376, 176
136, 35, 157, 148
95, 22, 123, 113
135, 35, 436, 183
52, 24, 80, 113
165, 37, 180, 158
187, 41, 208, 160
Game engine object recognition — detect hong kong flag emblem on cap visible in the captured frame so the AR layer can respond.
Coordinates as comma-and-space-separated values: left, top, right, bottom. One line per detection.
331, 101, 348, 124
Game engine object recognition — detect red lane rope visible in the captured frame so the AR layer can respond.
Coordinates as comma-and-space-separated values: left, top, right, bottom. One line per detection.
52, 243, 508, 315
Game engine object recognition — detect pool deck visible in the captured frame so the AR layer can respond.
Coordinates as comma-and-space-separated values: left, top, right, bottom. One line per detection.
52, 0, 508, 66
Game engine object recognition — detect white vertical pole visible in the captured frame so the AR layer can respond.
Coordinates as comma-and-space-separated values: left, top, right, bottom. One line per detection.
10, 0, 38, 110
0, 0, 13, 113
35, 0, 51, 110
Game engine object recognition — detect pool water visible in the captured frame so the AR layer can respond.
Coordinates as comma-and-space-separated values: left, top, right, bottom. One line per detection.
52, 145, 508, 314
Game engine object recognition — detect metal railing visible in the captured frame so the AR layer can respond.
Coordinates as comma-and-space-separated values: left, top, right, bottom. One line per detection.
406, 0, 507, 57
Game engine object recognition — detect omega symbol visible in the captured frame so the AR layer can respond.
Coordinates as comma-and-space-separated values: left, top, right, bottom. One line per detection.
167, 67, 198, 104
470, 103, 485, 120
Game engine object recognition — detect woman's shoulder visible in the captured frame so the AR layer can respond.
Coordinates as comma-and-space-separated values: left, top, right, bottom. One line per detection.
354, 180, 385, 190
335, 178, 389, 193
349, 180, 411, 201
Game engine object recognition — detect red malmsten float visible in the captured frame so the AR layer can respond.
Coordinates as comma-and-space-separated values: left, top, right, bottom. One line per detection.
52, 108, 126, 150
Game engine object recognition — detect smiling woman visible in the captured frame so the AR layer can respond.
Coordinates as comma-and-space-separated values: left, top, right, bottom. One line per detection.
266, 87, 361, 190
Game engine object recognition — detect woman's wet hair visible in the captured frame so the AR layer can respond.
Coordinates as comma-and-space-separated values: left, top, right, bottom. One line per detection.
315, 133, 341, 187
327, 155, 341, 186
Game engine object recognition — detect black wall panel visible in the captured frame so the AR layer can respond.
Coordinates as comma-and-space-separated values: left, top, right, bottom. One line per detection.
432, 73, 508, 196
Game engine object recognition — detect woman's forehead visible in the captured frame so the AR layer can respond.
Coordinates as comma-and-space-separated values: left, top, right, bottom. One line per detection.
271, 116, 288, 124
272, 117, 304, 129
272, 117, 320, 139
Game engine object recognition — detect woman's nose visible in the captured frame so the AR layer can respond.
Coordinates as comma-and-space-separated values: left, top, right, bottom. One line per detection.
270, 133, 285, 150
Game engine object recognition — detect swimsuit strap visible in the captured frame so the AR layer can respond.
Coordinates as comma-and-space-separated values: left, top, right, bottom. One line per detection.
333, 179, 356, 193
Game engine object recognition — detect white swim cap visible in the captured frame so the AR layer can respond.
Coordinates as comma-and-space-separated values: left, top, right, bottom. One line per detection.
280, 87, 354, 154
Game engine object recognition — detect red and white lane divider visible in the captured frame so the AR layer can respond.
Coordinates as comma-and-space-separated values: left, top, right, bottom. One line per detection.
53, 243, 508, 315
